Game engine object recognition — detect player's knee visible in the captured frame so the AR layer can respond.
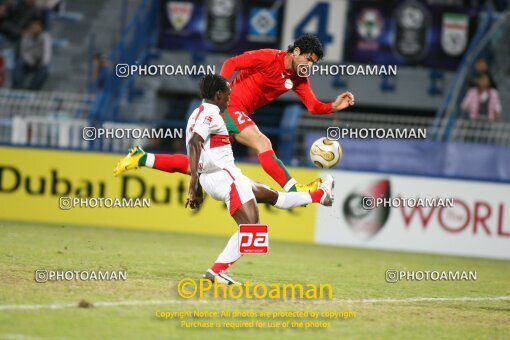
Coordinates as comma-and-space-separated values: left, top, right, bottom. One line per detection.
254, 133, 272, 153
252, 183, 278, 205
234, 205, 259, 225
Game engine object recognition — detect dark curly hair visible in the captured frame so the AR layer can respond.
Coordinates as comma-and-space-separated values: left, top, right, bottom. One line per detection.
287, 33, 324, 61
199, 74, 229, 100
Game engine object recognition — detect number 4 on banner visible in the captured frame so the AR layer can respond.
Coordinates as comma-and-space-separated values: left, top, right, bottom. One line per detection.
294, 2, 333, 46
239, 224, 269, 254
282, 0, 347, 62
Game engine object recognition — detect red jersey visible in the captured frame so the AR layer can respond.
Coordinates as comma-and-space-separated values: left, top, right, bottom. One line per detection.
220, 49, 333, 116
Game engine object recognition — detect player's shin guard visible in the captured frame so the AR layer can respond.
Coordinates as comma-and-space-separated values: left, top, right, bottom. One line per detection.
274, 192, 313, 209
146, 154, 189, 174
210, 232, 241, 274
257, 150, 296, 192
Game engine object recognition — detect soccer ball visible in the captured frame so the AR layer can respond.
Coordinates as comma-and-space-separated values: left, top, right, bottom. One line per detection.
310, 137, 343, 169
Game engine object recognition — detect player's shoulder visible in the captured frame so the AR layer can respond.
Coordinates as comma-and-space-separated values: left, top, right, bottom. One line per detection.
200, 103, 223, 125
201, 102, 221, 115
243, 48, 282, 59
190, 103, 220, 121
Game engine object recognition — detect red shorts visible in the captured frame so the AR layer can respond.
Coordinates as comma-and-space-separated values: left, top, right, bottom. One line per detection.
223, 106, 256, 134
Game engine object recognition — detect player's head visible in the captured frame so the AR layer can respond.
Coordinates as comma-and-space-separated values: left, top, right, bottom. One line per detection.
287, 34, 324, 71
199, 74, 231, 111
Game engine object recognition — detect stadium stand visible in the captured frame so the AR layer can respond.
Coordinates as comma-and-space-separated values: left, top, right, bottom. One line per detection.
0, 0, 508, 178
434, 10, 510, 143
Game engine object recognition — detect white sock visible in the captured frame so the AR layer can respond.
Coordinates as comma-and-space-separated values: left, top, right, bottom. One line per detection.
274, 192, 312, 209
283, 178, 297, 192
145, 153, 155, 168
215, 232, 241, 264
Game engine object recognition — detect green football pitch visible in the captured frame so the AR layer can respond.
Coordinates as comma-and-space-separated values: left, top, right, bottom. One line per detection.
0, 222, 509, 339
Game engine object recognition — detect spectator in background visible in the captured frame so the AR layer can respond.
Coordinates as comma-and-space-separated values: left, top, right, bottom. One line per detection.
0, 2, 17, 42
468, 58, 496, 89
92, 53, 108, 90
461, 72, 501, 122
12, 18, 51, 90
11, 0, 41, 25
0, 0, 42, 42
0, 54, 5, 87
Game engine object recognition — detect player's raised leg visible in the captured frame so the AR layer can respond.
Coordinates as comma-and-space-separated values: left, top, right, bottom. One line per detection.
251, 174, 334, 207
112, 119, 320, 193
113, 146, 333, 206
227, 111, 321, 193
113, 146, 189, 176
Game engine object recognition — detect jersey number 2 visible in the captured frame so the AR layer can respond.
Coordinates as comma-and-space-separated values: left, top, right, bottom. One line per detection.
234, 111, 251, 125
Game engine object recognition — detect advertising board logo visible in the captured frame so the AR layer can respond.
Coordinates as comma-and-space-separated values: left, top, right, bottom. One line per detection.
167, 1, 194, 31
205, 0, 237, 47
356, 8, 383, 40
248, 8, 277, 43
342, 179, 391, 238
393, 0, 429, 61
441, 13, 468, 56
239, 224, 269, 254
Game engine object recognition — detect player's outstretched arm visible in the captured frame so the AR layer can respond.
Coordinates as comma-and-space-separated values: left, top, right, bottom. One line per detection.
293, 79, 355, 115
331, 91, 355, 112
185, 133, 204, 209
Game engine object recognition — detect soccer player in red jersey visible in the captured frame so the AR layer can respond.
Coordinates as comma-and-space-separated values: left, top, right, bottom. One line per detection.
114, 34, 354, 192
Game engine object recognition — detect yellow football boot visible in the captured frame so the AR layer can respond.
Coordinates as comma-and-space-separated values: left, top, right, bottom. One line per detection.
113, 146, 145, 176
295, 178, 322, 192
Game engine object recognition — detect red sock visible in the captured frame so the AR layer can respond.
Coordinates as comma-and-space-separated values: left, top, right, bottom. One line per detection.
211, 262, 234, 274
153, 154, 189, 174
309, 189, 325, 203
257, 150, 293, 190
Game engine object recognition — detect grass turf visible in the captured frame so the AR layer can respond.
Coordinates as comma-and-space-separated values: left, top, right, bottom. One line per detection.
0, 221, 509, 339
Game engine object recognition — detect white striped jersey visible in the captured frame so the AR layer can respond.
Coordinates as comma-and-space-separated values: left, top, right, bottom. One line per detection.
186, 102, 235, 174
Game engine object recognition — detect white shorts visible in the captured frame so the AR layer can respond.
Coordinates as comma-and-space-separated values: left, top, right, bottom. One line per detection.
199, 166, 255, 215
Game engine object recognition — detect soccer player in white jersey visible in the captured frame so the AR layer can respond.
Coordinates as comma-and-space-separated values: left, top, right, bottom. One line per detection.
186, 74, 334, 285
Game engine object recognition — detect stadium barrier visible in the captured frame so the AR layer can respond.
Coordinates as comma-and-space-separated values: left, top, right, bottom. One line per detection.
449, 118, 510, 145
7, 117, 173, 152
1, 146, 508, 259
0, 88, 303, 159
299, 114, 510, 181
0, 89, 93, 118
303, 133, 510, 181
0, 89, 94, 145
11, 116, 89, 148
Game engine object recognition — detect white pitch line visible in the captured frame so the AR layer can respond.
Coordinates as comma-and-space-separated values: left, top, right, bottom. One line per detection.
0, 300, 207, 311
337, 296, 510, 303
0, 296, 509, 311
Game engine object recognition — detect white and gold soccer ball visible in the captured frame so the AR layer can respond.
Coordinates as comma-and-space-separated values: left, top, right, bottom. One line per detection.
309, 137, 343, 169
